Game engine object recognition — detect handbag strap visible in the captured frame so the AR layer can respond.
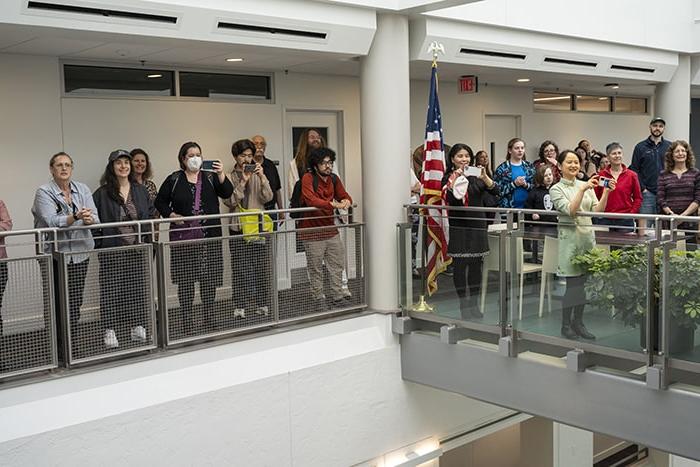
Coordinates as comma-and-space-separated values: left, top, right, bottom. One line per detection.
193, 171, 203, 214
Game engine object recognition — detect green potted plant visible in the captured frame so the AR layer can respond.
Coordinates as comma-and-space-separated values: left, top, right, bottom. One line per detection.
572, 246, 698, 354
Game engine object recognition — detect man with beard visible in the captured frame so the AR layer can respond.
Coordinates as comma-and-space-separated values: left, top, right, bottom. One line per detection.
287, 128, 325, 198
630, 117, 672, 226
299, 147, 352, 310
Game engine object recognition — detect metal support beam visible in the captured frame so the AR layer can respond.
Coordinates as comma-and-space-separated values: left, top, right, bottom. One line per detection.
392, 314, 416, 334
400, 331, 700, 461
440, 325, 470, 344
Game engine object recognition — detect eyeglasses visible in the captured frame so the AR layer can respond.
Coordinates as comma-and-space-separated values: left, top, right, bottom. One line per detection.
319, 160, 334, 167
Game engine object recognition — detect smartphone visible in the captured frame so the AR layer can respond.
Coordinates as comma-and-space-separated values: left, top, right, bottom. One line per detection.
244, 164, 256, 173
598, 177, 611, 188
464, 166, 482, 177
201, 160, 216, 172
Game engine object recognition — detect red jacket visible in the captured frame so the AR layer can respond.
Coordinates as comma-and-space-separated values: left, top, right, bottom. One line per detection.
299, 172, 352, 240
594, 165, 642, 214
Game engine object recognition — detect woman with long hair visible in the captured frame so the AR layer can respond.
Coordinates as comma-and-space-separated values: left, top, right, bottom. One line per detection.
535, 140, 561, 183
442, 143, 499, 320
93, 150, 155, 349
657, 140, 700, 249
130, 148, 158, 205
494, 138, 535, 208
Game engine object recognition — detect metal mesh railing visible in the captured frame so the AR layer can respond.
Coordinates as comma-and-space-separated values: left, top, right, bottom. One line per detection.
160, 220, 366, 345
57, 243, 156, 365
0, 254, 57, 377
278, 224, 365, 322
0, 208, 366, 381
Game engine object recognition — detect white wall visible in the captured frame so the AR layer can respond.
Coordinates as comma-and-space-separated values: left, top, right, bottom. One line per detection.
0, 53, 363, 241
0, 314, 514, 466
410, 79, 654, 166
0, 54, 63, 242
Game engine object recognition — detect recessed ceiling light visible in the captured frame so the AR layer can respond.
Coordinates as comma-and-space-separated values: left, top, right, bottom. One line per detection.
604, 83, 620, 89
226, 58, 244, 62
517, 78, 530, 83
147, 74, 162, 79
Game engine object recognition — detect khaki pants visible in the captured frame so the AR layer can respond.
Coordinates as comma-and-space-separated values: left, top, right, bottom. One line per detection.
304, 235, 346, 300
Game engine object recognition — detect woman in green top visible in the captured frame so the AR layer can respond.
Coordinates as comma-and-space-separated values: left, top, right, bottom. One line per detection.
550, 150, 616, 340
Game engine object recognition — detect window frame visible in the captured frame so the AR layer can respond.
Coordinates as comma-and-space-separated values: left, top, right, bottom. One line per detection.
533, 90, 648, 115
60, 60, 275, 104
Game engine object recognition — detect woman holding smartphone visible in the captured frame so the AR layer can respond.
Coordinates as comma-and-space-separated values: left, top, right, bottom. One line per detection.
155, 142, 233, 336
224, 139, 273, 318
550, 150, 615, 340
443, 143, 499, 320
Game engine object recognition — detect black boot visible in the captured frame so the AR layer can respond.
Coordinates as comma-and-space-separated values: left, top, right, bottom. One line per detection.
561, 308, 579, 340
572, 307, 596, 340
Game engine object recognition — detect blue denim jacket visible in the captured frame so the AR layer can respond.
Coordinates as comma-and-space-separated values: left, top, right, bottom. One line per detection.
32, 180, 100, 263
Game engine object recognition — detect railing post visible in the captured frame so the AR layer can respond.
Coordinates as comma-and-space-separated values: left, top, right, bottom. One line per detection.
645, 239, 657, 367
271, 230, 280, 324
155, 241, 169, 348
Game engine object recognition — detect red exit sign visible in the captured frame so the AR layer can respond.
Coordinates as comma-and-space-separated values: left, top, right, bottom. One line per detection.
459, 75, 478, 94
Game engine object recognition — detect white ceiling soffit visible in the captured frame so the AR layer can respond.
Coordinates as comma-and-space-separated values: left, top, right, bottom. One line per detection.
308, 0, 481, 13
1, 0, 376, 56
410, 17, 679, 83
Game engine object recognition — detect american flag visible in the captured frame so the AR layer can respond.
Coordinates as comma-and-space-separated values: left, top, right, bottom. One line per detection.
420, 62, 451, 296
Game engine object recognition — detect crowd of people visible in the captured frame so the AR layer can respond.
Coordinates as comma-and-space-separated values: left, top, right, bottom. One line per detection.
428, 116, 700, 340
0, 129, 353, 356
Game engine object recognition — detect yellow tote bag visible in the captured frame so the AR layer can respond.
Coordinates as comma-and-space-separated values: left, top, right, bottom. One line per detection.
239, 207, 273, 242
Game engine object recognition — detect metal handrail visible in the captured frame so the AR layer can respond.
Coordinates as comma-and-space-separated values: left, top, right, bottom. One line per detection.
406, 203, 699, 223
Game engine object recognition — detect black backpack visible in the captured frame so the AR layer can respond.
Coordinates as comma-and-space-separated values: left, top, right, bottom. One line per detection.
289, 172, 338, 219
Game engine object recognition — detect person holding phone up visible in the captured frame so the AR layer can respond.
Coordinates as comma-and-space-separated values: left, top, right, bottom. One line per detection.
593, 142, 642, 233
155, 142, 233, 336
550, 150, 616, 341
223, 139, 273, 318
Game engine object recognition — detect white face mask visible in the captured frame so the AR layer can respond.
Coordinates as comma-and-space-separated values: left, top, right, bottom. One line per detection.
187, 156, 202, 171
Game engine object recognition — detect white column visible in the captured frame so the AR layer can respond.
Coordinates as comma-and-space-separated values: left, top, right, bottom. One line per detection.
656, 54, 691, 141
360, 13, 410, 311
552, 422, 593, 467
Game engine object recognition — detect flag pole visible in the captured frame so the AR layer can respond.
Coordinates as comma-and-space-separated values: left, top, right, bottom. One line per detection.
412, 41, 445, 313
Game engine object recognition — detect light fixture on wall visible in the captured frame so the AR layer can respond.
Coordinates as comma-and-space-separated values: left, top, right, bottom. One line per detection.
604, 83, 620, 89
517, 78, 530, 83
146, 74, 163, 79
383, 437, 442, 467
226, 58, 244, 62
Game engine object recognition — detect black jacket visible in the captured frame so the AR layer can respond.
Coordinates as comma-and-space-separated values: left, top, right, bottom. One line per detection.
524, 186, 557, 225
155, 170, 234, 238
93, 182, 155, 248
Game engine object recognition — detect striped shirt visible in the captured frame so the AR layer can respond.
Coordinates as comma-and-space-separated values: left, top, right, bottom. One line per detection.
657, 168, 700, 214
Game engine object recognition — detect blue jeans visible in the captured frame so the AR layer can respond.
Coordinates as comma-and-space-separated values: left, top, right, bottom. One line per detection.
640, 191, 657, 228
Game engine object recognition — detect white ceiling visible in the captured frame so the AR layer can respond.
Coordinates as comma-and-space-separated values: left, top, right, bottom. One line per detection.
0, 22, 667, 93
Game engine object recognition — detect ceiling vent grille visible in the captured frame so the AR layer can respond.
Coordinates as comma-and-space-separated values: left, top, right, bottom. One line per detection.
27, 1, 177, 24
459, 48, 526, 60
217, 22, 327, 40
544, 57, 597, 68
611, 64, 655, 74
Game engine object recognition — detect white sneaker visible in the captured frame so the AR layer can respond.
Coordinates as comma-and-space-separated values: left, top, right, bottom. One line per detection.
255, 306, 269, 316
104, 329, 119, 348
130, 325, 147, 342
233, 308, 246, 318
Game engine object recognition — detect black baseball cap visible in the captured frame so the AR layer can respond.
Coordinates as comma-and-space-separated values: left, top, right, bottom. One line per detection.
108, 149, 131, 162
650, 117, 665, 125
